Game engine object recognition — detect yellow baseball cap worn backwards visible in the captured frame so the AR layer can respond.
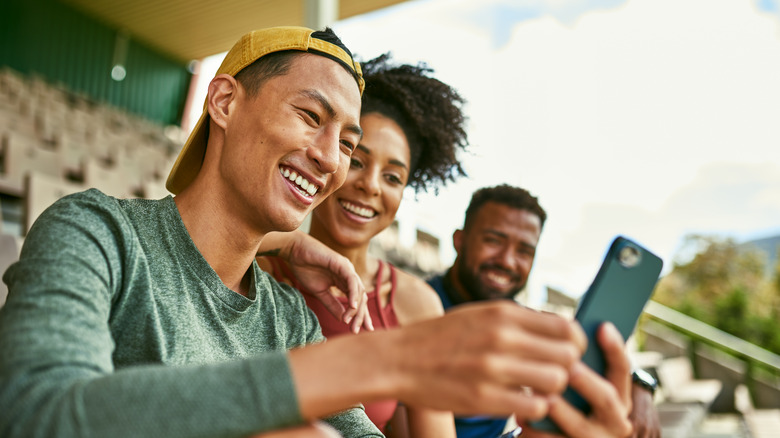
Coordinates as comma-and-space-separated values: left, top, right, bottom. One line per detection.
166, 26, 365, 194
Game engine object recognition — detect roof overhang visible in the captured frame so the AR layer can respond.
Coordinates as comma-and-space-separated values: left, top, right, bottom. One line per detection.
58, 0, 409, 63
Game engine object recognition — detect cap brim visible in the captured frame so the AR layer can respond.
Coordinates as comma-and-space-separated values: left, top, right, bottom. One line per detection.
166, 110, 208, 194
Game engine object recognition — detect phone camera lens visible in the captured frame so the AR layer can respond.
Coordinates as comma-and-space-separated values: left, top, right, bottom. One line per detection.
618, 245, 641, 268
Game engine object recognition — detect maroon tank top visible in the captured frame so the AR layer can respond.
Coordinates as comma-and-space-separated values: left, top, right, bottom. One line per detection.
266, 257, 400, 432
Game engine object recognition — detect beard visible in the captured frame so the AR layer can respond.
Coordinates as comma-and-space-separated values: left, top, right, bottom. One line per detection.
455, 251, 526, 302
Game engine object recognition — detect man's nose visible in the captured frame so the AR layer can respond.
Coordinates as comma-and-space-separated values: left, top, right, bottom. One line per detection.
308, 129, 340, 174
495, 246, 518, 271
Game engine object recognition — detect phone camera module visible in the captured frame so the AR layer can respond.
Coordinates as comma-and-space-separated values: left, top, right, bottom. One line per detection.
618, 244, 641, 268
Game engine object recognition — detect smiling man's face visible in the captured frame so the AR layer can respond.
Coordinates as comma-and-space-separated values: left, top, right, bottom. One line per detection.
452, 202, 542, 302
218, 53, 362, 234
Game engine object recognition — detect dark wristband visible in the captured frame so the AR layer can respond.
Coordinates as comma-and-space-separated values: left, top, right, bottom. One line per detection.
632, 368, 658, 396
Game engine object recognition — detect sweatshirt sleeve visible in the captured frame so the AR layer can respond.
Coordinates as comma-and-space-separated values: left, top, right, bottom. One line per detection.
275, 277, 384, 438
0, 191, 309, 438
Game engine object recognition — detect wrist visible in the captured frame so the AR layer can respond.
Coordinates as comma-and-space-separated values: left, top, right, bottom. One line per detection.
289, 330, 398, 419
631, 368, 658, 396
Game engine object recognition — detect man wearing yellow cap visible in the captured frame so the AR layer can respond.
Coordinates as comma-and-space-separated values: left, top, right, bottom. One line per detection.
0, 27, 635, 438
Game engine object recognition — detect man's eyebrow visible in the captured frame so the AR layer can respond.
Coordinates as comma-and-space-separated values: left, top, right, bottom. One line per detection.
483, 229, 508, 239
301, 89, 335, 117
300, 89, 362, 138
484, 229, 537, 251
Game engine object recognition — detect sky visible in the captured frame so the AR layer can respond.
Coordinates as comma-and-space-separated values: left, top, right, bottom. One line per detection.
190, 0, 780, 303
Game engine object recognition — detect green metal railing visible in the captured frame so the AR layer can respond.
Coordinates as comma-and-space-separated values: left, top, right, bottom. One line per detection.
642, 300, 780, 403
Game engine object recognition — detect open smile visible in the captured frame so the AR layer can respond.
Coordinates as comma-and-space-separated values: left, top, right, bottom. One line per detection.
280, 166, 319, 197
481, 267, 518, 290
339, 200, 377, 219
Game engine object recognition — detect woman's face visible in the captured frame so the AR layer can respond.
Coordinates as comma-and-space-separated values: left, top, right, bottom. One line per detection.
311, 112, 411, 248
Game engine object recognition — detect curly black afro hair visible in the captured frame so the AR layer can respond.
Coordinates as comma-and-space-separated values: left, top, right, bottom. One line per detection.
359, 53, 469, 194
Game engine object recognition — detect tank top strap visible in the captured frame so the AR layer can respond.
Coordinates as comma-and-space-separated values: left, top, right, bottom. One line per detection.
384, 261, 398, 305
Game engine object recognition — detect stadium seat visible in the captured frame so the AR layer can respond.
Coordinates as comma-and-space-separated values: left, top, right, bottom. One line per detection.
24, 172, 86, 235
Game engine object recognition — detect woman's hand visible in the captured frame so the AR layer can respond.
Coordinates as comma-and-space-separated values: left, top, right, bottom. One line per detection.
258, 231, 373, 333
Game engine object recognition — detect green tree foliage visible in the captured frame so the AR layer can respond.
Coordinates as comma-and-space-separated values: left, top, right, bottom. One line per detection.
654, 234, 780, 354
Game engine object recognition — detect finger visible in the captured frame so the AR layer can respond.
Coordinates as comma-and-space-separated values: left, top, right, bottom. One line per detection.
514, 306, 587, 353
456, 384, 549, 420
362, 304, 374, 331
598, 322, 632, 406
527, 393, 591, 438
315, 292, 349, 324
491, 353, 572, 396
341, 298, 358, 324
349, 292, 372, 333
328, 257, 363, 310
563, 362, 632, 437
453, 303, 584, 368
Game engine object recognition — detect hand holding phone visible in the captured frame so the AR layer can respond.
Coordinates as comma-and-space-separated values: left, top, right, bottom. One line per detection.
528, 236, 663, 434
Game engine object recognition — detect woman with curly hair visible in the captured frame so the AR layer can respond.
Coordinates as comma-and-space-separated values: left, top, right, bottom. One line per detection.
258, 53, 469, 437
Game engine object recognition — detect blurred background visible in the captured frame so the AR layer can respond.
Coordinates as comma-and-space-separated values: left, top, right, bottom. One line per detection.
1, 0, 779, 436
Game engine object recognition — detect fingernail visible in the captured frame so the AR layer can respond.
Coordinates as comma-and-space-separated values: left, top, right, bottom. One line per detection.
604, 321, 621, 338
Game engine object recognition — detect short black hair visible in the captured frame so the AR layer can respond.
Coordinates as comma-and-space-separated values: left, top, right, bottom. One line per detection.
235, 27, 360, 97
463, 184, 547, 231
359, 53, 469, 193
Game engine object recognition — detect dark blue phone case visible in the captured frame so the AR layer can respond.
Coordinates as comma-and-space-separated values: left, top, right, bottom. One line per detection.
528, 236, 663, 434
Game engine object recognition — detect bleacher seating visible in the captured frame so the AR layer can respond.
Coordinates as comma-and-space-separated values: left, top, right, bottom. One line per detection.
652, 355, 724, 437
0, 67, 183, 238
657, 356, 723, 406
24, 172, 86, 234
735, 384, 780, 438
0, 67, 184, 304
0, 233, 21, 308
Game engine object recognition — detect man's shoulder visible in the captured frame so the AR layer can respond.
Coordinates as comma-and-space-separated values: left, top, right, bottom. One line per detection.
425, 272, 451, 307
425, 272, 445, 293
29, 188, 123, 235
48, 188, 153, 217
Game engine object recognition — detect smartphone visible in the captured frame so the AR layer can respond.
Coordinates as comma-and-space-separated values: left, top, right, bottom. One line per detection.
528, 235, 663, 434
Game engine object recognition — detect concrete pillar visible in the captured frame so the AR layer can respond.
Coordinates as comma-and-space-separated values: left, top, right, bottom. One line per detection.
304, 0, 339, 30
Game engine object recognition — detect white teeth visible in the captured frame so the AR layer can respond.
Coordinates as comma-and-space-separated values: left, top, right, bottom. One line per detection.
280, 167, 318, 197
486, 271, 510, 286
340, 201, 375, 218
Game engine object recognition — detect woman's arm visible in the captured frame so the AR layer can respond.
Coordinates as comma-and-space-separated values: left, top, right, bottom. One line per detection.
390, 272, 456, 438
258, 230, 372, 332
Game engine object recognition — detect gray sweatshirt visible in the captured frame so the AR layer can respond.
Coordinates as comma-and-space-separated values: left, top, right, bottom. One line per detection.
0, 189, 382, 438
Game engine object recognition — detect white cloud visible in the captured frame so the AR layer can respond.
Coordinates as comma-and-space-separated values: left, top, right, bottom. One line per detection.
337, 0, 780, 300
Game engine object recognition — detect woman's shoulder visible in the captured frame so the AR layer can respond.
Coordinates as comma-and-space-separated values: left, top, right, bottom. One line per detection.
389, 265, 445, 325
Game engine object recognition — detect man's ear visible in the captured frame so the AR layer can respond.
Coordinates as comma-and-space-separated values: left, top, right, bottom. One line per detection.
453, 229, 463, 256
207, 74, 240, 130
